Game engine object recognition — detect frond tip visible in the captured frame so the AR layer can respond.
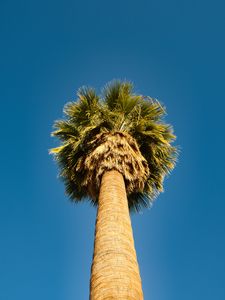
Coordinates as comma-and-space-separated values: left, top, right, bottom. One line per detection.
49, 145, 66, 154
50, 80, 178, 211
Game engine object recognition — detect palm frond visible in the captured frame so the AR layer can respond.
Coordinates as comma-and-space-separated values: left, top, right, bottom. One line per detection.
64, 87, 100, 127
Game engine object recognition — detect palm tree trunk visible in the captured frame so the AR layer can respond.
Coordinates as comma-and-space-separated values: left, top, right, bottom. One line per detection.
90, 170, 144, 299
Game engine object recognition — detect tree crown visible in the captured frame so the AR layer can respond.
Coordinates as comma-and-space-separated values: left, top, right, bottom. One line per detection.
50, 80, 178, 211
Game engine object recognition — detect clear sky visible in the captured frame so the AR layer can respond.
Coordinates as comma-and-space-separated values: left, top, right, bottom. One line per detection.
0, 0, 225, 299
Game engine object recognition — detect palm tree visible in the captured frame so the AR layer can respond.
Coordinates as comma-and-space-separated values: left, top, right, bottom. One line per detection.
50, 81, 177, 299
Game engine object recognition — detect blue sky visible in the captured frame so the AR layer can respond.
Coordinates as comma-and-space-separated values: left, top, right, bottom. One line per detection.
0, 0, 225, 299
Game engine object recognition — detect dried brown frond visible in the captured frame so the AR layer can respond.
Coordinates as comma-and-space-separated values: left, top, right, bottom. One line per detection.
75, 131, 150, 201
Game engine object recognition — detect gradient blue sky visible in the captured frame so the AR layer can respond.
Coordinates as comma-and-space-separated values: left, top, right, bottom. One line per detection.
1, 0, 225, 299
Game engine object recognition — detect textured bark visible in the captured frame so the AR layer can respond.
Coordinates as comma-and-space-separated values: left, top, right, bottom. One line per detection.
90, 170, 143, 299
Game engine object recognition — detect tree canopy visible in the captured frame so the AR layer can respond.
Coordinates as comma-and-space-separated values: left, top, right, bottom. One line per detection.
50, 81, 178, 212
